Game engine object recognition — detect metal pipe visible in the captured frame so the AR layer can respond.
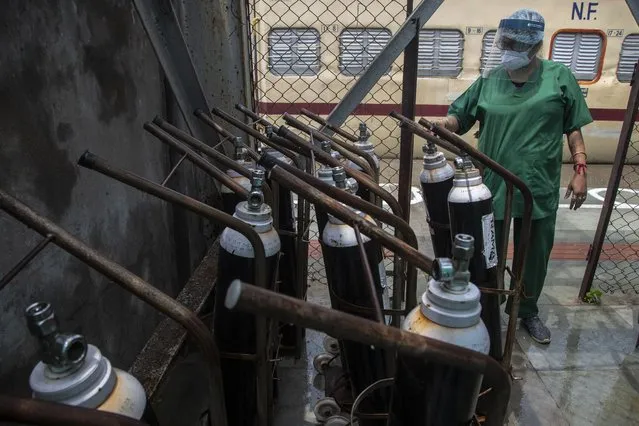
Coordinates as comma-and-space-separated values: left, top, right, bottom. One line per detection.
0, 394, 147, 426
277, 126, 404, 220
300, 108, 358, 142
258, 152, 417, 321
210, 107, 299, 163
237, 103, 280, 133
144, 122, 251, 199
194, 108, 237, 141
282, 113, 377, 180
354, 225, 384, 323
153, 116, 253, 178
0, 189, 228, 426
404, 114, 533, 370
269, 165, 430, 306
0, 234, 54, 292
225, 281, 511, 426
152, 117, 276, 209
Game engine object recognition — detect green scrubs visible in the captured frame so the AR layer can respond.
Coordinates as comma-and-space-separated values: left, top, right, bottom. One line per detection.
448, 59, 593, 317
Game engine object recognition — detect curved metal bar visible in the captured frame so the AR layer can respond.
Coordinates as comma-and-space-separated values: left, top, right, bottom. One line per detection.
282, 113, 377, 180
225, 281, 511, 426
0, 393, 148, 426
269, 165, 430, 278
258, 152, 418, 320
145, 120, 273, 206
236, 103, 281, 133
143, 122, 250, 198
210, 108, 299, 164
300, 108, 358, 142
0, 190, 228, 426
276, 126, 404, 220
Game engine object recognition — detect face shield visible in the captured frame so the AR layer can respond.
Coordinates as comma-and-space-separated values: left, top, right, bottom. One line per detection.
482, 18, 545, 82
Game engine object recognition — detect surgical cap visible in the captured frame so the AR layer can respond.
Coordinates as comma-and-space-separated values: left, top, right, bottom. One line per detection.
500, 9, 545, 45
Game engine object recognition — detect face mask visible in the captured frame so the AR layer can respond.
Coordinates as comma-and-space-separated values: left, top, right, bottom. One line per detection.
501, 50, 531, 71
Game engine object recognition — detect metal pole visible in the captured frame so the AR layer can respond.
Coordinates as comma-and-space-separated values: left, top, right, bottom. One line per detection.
397, 0, 419, 224
300, 108, 358, 142
225, 281, 511, 426
326, 0, 444, 127
282, 113, 378, 180
580, 61, 639, 299
0, 235, 54, 292
258, 151, 417, 322
0, 189, 228, 426
354, 224, 384, 323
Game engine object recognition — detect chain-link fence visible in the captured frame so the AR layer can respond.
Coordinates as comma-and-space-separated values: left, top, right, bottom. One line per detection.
582, 65, 639, 296
245, 0, 409, 286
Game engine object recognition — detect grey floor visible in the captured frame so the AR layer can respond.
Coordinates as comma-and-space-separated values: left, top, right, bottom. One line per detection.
275, 163, 639, 425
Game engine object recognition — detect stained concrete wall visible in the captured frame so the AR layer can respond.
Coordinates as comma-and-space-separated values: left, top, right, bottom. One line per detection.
0, 0, 247, 396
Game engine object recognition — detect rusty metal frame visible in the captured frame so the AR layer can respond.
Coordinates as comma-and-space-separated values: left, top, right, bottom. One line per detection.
580, 62, 639, 299
0, 188, 228, 426
76, 152, 273, 426
391, 113, 534, 371
226, 281, 511, 426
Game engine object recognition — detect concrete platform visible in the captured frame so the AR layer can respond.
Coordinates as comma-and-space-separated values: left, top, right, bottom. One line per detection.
275, 162, 639, 425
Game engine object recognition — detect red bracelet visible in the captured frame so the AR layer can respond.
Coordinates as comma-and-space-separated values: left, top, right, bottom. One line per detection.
574, 163, 587, 175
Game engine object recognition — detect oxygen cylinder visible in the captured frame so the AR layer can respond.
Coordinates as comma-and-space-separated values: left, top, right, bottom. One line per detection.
419, 141, 455, 258
221, 136, 253, 215
315, 140, 336, 235
216, 169, 281, 425
25, 302, 158, 424
263, 125, 300, 350
447, 156, 501, 360
321, 167, 389, 426
388, 234, 490, 426
347, 123, 379, 202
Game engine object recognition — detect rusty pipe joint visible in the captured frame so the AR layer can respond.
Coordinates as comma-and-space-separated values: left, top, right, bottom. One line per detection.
25, 302, 87, 374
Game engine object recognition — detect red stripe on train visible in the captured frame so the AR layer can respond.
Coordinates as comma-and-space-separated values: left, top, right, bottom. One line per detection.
257, 102, 627, 122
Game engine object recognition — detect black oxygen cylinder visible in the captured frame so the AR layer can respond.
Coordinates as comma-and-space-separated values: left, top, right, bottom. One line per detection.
387, 235, 490, 426
221, 136, 252, 215
215, 170, 281, 426
447, 157, 501, 361
419, 142, 455, 258
320, 167, 390, 426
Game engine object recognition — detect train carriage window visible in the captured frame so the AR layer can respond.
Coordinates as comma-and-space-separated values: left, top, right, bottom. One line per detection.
418, 29, 464, 77
339, 29, 391, 76
550, 31, 604, 82
617, 34, 639, 82
269, 29, 320, 76
480, 30, 500, 74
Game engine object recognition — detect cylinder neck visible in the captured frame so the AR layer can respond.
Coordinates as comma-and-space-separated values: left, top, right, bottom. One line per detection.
420, 234, 482, 328
235, 169, 273, 232
355, 122, 374, 153
422, 142, 447, 170
453, 155, 482, 186
233, 137, 246, 162
25, 302, 87, 375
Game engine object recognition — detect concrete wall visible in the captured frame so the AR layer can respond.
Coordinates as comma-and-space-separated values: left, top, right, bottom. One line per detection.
0, 0, 247, 396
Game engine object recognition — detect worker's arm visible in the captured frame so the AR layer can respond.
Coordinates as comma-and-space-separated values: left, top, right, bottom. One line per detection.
564, 129, 588, 210
434, 115, 460, 133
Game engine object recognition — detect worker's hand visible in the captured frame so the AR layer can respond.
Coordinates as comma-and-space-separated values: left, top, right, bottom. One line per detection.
431, 116, 459, 133
564, 172, 587, 210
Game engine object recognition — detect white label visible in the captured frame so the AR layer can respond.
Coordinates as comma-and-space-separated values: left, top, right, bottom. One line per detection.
379, 261, 391, 325
481, 213, 498, 269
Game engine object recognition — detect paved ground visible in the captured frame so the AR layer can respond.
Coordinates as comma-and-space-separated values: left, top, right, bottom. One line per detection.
274, 162, 639, 425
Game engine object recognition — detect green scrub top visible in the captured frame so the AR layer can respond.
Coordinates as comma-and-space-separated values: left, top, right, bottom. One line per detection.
448, 59, 593, 220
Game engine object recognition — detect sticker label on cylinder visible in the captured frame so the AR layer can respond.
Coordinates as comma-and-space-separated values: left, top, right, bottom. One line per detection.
481, 213, 498, 268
